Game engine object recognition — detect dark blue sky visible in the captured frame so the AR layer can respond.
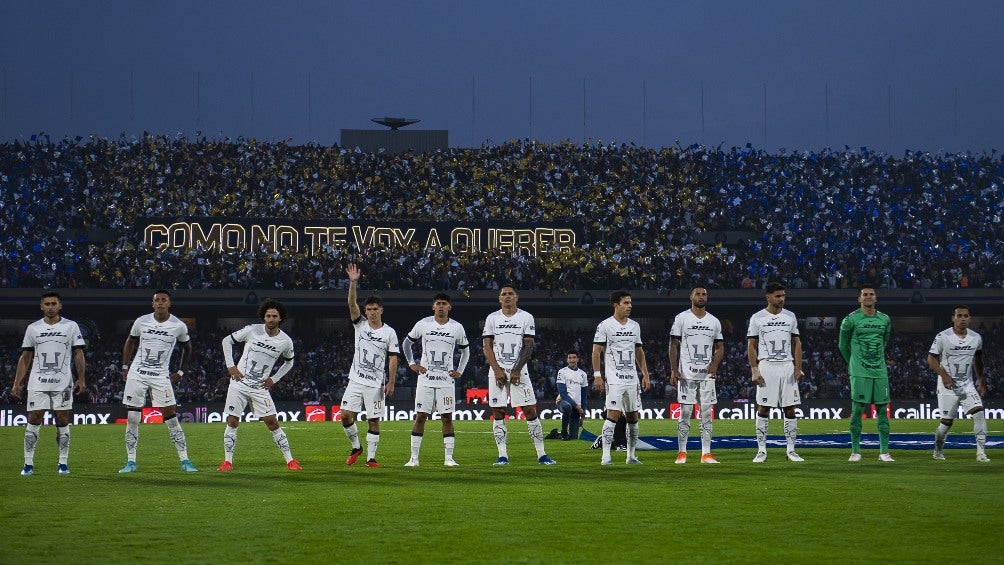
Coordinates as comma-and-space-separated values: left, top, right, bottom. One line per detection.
2, 1, 1002, 152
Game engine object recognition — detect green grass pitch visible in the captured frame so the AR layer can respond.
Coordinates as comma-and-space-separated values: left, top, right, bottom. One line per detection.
2, 418, 1002, 563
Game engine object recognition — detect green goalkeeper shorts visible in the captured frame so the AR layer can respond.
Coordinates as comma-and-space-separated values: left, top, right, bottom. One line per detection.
850, 375, 890, 405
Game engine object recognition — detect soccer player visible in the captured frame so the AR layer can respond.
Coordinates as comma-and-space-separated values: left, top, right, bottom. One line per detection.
402, 293, 470, 467
340, 263, 400, 468
11, 291, 86, 476
592, 290, 651, 465
217, 298, 300, 472
483, 285, 556, 466
748, 282, 804, 463
839, 285, 893, 462
119, 289, 198, 473
669, 285, 724, 464
556, 350, 588, 441
928, 305, 989, 462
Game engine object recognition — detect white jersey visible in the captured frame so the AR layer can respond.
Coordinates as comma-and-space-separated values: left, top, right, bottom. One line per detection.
227, 324, 295, 389
349, 316, 400, 386
671, 309, 723, 381
929, 328, 982, 388
21, 317, 85, 392
483, 308, 536, 372
127, 313, 190, 377
593, 316, 643, 385
556, 366, 588, 406
747, 308, 799, 362
407, 316, 469, 389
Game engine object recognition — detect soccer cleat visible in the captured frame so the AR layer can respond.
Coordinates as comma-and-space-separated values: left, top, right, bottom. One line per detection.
346, 447, 363, 466
977, 453, 991, 463
626, 457, 643, 465
365, 459, 381, 468
217, 461, 234, 472
932, 451, 945, 460
786, 451, 804, 462
180, 459, 199, 472
752, 451, 767, 463
600, 459, 613, 466
20, 464, 33, 476
118, 461, 137, 473
675, 453, 688, 464
57, 464, 70, 475
700, 454, 720, 464
443, 459, 460, 467
493, 456, 510, 466
287, 459, 302, 471
538, 455, 557, 465
848, 453, 862, 462
614, 445, 628, 452
878, 453, 895, 462
404, 458, 420, 467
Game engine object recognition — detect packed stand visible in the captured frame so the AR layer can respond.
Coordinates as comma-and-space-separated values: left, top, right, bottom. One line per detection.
1, 135, 1002, 291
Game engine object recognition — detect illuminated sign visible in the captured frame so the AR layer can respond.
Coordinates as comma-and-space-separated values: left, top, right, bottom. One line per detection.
140, 218, 583, 257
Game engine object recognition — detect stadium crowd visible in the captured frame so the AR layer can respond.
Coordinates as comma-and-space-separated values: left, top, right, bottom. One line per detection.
2, 321, 1002, 404
1, 134, 1002, 291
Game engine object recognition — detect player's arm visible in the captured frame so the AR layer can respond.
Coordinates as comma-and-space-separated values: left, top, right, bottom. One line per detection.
974, 350, 986, 396
748, 337, 763, 385
668, 336, 681, 385
346, 263, 361, 321
636, 345, 650, 392
264, 355, 295, 389
483, 336, 506, 385
385, 353, 398, 397
172, 340, 192, 383
221, 334, 244, 380
837, 316, 853, 363
510, 336, 534, 385
11, 350, 33, 400
792, 335, 804, 381
122, 335, 139, 379
579, 382, 588, 414
73, 347, 87, 394
708, 339, 725, 378
927, 352, 954, 389
451, 344, 470, 379
557, 380, 574, 406
402, 334, 425, 373
591, 343, 605, 393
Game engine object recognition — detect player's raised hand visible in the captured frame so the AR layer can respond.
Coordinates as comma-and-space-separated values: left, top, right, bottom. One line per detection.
346, 263, 361, 283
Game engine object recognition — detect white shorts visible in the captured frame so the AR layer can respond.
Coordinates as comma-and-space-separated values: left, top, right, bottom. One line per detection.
604, 382, 641, 413
122, 373, 176, 408
224, 382, 277, 419
677, 378, 717, 406
341, 380, 386, 419
756, 361, 800, 408
488, 371, 537, 408
27, 388, 73, 412
414, 384, 455, 415
937, 381, 983, 419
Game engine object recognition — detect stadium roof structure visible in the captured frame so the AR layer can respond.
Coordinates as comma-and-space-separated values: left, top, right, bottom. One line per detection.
371, 117, 421, 130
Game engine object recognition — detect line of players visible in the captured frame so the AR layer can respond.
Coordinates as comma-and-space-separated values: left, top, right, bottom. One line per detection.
11, 272, 990, 475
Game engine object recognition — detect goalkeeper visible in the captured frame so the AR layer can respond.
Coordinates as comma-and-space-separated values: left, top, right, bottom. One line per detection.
839, 285, 894, 462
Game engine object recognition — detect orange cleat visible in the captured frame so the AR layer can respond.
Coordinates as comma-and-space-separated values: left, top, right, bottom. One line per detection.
700, 453, 720, 464
365, 459, 381, 468
675, 452, 688, 464
346, 447, 363, 466
217, 461, 234, 472
287, 459, 302, 471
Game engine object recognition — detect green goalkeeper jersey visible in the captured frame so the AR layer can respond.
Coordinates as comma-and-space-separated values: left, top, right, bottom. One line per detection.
838, 309, 891, 379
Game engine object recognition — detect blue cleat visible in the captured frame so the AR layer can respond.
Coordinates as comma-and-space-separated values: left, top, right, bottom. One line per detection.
626, 457, 643, 465
601, 459, 613, 466
118, 461, 137, 474
538, 455, 557, 465
21, 464, 33, 476
493, 456, 510, 466
180, 459, 199, 472
58, 464, 70, 475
